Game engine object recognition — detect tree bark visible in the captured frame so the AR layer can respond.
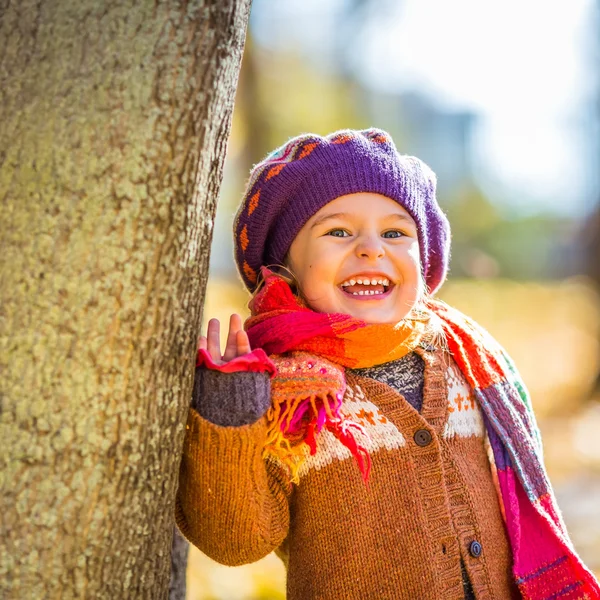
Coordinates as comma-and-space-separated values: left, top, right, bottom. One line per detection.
0, 1, 251, 598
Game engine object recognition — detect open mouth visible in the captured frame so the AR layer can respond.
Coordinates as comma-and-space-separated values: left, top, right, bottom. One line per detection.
339, 277, 393, 298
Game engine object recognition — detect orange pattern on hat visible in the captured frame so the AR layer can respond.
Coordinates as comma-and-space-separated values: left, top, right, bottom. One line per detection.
248, 190, 260, 215
331, 134, 353, 144
240, 225, 249, 251
266, 164, 285, 180
299, 142, 318, 159
243, 261, 257, 283
371, 134, 389, 143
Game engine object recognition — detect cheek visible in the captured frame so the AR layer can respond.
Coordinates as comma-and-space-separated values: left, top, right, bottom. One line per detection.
305, 263, 335, 295
398, 243, 424, 305
396, 242, 422, 286
407, 241, 421, 266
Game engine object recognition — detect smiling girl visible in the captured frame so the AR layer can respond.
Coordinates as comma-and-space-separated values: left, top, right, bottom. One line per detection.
286, 192, 423, 324
175, 129, 599, 599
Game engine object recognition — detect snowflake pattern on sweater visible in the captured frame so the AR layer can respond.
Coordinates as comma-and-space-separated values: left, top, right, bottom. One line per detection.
291, 351, 484, 479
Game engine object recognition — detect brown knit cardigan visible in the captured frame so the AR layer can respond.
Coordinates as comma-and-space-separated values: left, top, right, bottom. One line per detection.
176, 346, 520, 599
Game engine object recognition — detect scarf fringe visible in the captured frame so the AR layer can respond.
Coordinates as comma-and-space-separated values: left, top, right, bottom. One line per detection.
262, 389, 371, 484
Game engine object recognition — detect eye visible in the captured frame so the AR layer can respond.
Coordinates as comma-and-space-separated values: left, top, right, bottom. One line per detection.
326, 229, 350, 238
382, 230, 405, 239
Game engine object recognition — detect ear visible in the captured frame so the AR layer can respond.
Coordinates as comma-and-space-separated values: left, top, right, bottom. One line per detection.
268, 262, 298, 290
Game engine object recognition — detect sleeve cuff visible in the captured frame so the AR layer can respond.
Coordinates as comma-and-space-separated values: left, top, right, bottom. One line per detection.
192, 367, 273, 427
196, 347, 277, 377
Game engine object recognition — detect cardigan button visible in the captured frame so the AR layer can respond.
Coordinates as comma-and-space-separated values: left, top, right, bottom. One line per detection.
413, 429, 432, 447
469, 540, 482, 558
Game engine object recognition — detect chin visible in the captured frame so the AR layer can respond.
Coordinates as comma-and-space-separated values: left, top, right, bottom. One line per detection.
350, 309, 392, 323
364, 307, 415, 324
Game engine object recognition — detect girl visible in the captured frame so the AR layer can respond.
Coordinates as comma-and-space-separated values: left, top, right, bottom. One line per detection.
176, 129, 599, 599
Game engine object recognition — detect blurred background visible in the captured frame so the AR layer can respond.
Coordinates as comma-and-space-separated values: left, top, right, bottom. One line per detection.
188, 0, 600, 597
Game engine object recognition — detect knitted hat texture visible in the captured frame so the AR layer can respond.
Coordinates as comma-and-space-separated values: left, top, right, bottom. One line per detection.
233, 128, 451, 294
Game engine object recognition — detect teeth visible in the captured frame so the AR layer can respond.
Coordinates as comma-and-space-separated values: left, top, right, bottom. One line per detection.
351, 290, 384, 296
352, 290, 383, 296
340, 277, 391, 287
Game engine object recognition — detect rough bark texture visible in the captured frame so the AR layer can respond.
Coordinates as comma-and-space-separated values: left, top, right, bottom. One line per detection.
0, 0, 251, 598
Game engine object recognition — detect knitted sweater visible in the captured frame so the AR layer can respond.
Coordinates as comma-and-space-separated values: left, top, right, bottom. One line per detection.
351, 350, 425, 412
176, 346, 519, 599
351, 351, 478, 599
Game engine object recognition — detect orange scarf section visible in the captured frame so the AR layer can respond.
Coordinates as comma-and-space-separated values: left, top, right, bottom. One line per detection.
246, 267, 430, 368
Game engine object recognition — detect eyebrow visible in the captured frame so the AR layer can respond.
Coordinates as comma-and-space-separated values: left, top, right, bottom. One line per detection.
310, 211, 416, 229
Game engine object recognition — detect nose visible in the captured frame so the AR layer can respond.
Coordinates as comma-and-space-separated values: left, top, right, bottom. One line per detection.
355, 233, 385, 260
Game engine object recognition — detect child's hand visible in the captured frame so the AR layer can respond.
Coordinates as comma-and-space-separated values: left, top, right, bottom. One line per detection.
198, 314, 252, 365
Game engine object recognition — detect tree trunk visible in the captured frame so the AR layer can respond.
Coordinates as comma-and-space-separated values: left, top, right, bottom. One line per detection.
0, 1, 251, 598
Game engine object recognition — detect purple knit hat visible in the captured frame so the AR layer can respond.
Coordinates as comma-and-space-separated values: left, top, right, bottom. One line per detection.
233, 128, 451, 294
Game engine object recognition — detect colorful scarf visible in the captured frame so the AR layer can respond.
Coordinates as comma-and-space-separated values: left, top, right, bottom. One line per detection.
246, 268, 600, 599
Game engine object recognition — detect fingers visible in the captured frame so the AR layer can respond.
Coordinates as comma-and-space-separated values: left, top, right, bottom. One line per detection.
198, 335, 207, 350
206, 318, 222, 362
236, 329, 251, 356
203, 314, 251, 364
223, 314, 242, 362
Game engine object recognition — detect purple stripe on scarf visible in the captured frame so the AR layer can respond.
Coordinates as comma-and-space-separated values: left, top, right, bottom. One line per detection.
544, 581, 584, 600
476, 382, 550, 501
484, 416, 510, 471
515, 555, 568, 584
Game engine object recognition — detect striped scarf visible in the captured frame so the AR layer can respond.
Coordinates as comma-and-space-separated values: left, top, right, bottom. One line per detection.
246, 269, 600, 599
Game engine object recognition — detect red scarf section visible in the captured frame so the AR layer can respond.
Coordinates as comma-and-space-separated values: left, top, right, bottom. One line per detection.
246, 268, 428, 368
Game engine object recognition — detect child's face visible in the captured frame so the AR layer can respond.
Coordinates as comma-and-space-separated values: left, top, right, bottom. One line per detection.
288, 193, 423, 323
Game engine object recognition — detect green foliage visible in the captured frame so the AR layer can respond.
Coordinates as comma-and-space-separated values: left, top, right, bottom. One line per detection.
227, 45, 579, 283
258, 52, 369, 150
443, 183, 571, 280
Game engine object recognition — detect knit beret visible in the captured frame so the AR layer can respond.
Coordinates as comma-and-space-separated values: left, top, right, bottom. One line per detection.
233, 128, 451, 294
